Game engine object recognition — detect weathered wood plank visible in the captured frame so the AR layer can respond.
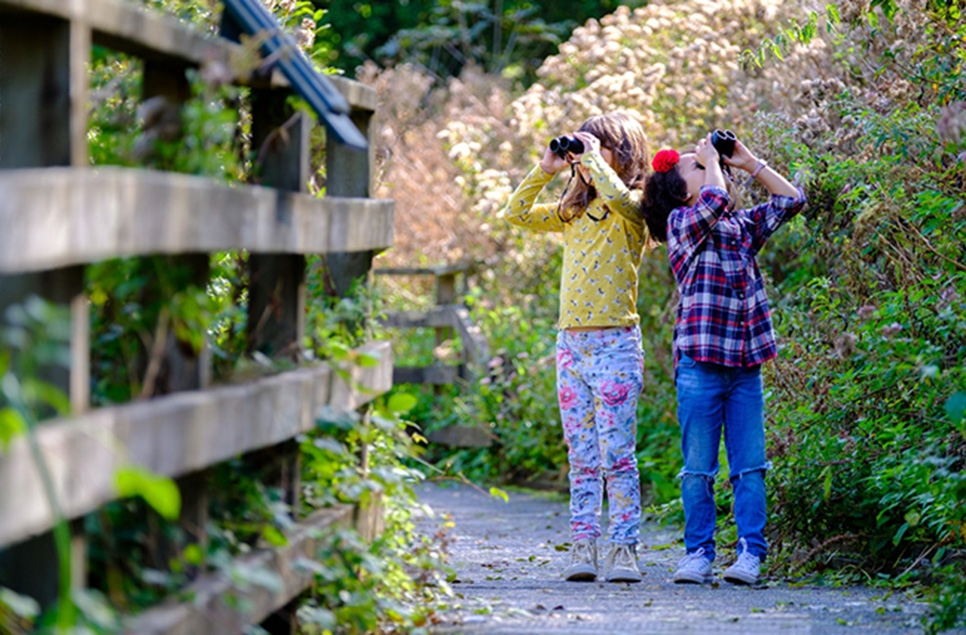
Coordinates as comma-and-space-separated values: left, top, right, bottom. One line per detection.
0, 168, 394, 273
374, 263, 473, 277
0, 0, 230, 67
392, 365, 459, 385
328, 76, 378, 113
0, 0, 377, 111
0, 341, 392, 548
451, 306, 489, 365
121, 505, 354, 635
378, 307, 456, 330
247, 90, 311, 362
426, 424, 495, 448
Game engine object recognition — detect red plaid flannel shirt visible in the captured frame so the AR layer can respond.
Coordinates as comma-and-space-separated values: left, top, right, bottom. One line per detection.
667, 185, 806, 368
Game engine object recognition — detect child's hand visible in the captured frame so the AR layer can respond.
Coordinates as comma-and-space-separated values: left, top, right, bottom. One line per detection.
539, 146, 570, 175
723, 139, 760, 173
695, 134, 720, 169
572, 132, 601, 158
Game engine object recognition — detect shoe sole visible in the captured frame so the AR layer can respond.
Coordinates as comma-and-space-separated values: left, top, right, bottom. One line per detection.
672, 573, 713, 584
565, 564, 597, 582
606, 567, 643, 583
723, 573, 758, 585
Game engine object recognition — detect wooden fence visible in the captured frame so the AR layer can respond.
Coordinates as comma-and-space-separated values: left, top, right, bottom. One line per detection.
374, 264, 495, 448
375, 263, 488, 385
0, 0, 393, 631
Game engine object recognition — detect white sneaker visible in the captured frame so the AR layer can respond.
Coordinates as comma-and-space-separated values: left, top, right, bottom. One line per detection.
603, 543, 643, 583
564, 539, 597, 581
723, 538, 761, 585
672, 547, 713, 584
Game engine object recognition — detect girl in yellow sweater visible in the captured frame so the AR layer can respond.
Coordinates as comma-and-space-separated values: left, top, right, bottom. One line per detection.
503, 112, 656, 583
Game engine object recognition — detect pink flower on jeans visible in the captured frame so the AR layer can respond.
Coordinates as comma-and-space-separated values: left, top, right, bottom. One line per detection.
559, 386, 578, 410
600, 381, 630, 407
557, 348, 575, 369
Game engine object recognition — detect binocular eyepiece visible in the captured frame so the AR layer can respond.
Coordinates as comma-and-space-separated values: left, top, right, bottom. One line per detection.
711, 129, 737, 159
549, 135, 585, 159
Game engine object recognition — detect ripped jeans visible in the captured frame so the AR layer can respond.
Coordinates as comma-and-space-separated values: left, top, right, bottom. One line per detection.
675, 352, 769, 561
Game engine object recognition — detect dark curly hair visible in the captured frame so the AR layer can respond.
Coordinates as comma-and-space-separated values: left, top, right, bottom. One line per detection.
641, 166, 688, 243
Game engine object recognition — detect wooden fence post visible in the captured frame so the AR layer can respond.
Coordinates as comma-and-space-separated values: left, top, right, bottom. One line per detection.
0, 12, 91, 608
320, 107, 374, 297
141, 60, 213, 567
248, 89, 311, 635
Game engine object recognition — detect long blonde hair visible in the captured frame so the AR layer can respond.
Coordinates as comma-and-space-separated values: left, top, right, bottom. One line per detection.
558, 112, 650, 223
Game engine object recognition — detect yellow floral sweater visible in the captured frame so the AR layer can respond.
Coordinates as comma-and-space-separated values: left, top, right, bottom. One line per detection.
503, 151, 649, 329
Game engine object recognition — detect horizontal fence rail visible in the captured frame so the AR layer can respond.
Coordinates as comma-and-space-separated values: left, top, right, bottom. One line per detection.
0, 169, 394, 273
0, 341, 391, 549
123, 505, 356, 634
375, 264, 489, 385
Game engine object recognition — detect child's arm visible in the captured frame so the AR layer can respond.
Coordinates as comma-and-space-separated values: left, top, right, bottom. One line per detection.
667, 187, 730, 281
570, 132, 642, 225
579, 151, 642, 224
503, 166, 565, 232
667, 137, 730, 278
724, 140, 806, 250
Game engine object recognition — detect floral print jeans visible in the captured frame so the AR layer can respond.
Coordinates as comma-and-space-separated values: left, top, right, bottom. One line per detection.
556, 326, 644, 545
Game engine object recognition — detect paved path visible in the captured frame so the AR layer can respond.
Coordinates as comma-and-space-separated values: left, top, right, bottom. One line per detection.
415, 482, 940, 635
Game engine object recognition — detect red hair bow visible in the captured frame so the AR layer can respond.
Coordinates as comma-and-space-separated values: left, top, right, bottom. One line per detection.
652, 149, 679, 173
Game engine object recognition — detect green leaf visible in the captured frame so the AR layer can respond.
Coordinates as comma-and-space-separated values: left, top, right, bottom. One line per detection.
21, 378, 71, 416
183, 543, 205, 566
826, 4, 840, 26
355, 352, 381, 368
387, 393, 418, 415
0, 586, 41, 619
115, 466, 181, 521
904, 510, 920, 527
945, 392, 966, 431
821, 466, 833, 501
313, 437, 348, 455
262, 525, 289, 547
300, 606, 336, 628
893, 522, 910, 546
328, 340, 350, 362
489, 487, 509, 503
0, 407, 27, 452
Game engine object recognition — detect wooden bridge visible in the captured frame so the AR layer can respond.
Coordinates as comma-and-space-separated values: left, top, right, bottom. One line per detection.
0, 0, 396, 631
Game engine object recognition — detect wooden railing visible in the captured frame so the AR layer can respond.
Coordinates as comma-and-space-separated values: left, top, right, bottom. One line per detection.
0, 0, 393, 631
374, 263, 488, 385
374, 264, 496, 449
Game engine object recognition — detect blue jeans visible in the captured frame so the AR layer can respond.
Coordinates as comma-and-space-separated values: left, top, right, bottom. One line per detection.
675, 352, 769, 561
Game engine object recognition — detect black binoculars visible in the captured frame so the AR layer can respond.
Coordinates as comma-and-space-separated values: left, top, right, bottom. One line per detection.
549, 135, 585, 159
711, 129, 737, 158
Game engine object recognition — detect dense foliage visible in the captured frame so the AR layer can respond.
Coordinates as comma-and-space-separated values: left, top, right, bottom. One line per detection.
311, 0, 646, 83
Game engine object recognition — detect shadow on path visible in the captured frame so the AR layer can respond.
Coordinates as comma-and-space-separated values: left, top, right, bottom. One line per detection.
416, 481, 932, 634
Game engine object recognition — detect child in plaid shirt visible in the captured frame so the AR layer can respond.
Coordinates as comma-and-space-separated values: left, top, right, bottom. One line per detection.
642, 134, 805, 585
